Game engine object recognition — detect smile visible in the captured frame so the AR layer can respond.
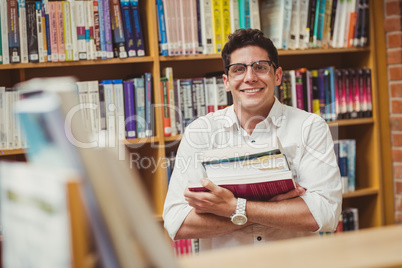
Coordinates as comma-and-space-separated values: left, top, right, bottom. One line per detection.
241, 88, 262, 93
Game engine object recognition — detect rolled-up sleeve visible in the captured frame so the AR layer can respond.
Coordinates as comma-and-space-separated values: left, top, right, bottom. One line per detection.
297, 115, 342, 232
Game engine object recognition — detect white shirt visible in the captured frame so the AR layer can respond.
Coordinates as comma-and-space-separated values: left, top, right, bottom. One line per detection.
163, 98, 342, 251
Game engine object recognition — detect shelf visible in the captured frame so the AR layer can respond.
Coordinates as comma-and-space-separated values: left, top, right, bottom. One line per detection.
164, 134, 183, 142
124, 136, 160, 146
159, 47, 370, 62
0, 56, 155, 70
328, 117, 374, 127
342, 187, 379, 199
0, 148, 25, 156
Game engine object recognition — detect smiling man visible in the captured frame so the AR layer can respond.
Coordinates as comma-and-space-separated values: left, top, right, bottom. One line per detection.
163, 29, 342, 252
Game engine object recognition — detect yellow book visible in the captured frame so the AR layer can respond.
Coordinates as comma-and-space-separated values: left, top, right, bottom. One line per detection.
221, 0, 231, 45
212, 0, 222, 53
62, 1, 74, 61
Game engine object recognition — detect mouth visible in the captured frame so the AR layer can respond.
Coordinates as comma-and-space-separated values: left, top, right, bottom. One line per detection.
241, 88, 262, 93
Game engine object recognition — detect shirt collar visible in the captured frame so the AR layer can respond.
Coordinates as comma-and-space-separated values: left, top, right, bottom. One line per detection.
224, 97, 285, 129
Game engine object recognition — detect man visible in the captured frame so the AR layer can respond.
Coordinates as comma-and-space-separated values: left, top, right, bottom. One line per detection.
163, 29, 342, 251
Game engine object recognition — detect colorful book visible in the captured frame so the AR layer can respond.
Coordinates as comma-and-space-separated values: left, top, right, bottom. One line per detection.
156, 0, 168, 56
48, 1, 59, 62
102, 0, 114, 58
120, 0, 136, 57
97, 0, 106, 58
55, 1, 65, 61
74, 0, 86, 59
211, 0, 223, 53
1, 0, 10, 64
18, 0, 29, 63
160, 77, 172, 136
163, 67, 177, 136
26, 1, 39, 63
133, 76, 145, 138
62, 1, 74, 61
92, 0, 101, 59
123, 79, 136, 139
35, 1, 45, 62
144, 72, 153, 137
129, 0, 144, 56
8, 0, 21, 63
188, 145, 295, 201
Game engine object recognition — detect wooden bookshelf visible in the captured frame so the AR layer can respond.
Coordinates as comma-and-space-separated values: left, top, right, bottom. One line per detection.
0, 0, 393, 230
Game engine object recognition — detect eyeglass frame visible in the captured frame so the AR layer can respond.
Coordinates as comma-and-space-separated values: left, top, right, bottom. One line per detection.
224, 60, 278, 79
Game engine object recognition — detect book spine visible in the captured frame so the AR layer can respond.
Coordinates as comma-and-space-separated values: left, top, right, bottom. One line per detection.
204, 77, 215, 113
66, 0, 78, 60
249, 0, 260, 29
134, 77, 146, 138
364, 68, 372, 117
120, 0, 136, 57
56, 1, 65, 61
202, 0, 213, 54
162, 0, 174, 55
112, 79, 125, 147
110, 0, 127, 58
97, 0, 106, 58
8, 0, 21, 63
244, 0, 250, 28
0, 87, 6, 148
123, 79, 136, 139
298, 0, 309, 49
74, 0, 86, 60
238, 0, 245, 29
42, 0, 51, 61
193, 77, 207, 117
211, 0, 222, 53
164, 67, 177, 136
48, 1, 58, 62
62, 1, 74, 61
26, 1, 39, 63
156, 0, 168, 56
101, 80, 116, 146
229, 0, 240, 32
281, 0, 292, 49
18, 0, 28, 63
221, 0, 230, 46
160, 77, 172, 136
102, 0, 113, 58
1, 0, 10, 64
92, 0, 101, 59
294, 70, 304, 110
311, 70, 320, 116
35, 2, 45, 62
196, 0, 203, 54
180, 79, 193, 127
338, 139, 348, 193
144, 72, 153, 137
85, 0, 95, 60
87, 80, 100, 136
215, 77, 228, 110
190, 0, 198, 54
129, 0, 144, 56
288, 0, 300, 50
346, 139, 356, 192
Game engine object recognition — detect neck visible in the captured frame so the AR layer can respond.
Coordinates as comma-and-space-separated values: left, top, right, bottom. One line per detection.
234, 104, 273, 136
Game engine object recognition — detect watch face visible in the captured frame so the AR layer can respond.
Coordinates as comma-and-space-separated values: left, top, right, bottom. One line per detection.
232, 214, 247, 225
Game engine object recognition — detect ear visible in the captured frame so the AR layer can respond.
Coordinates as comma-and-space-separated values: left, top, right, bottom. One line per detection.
223, 74, 231, 92
274, 67, 283, 86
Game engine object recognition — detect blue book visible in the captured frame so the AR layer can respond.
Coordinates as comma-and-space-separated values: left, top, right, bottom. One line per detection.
97, 0, 107, 59
109, 0, 127, 58
120, 0, 136, 57
326, 66, 337, 121
317, 69, 326, 120
244, 0, 251, 29
156, 0, 168, 56
346, 139, 356, 192
130, 0, 145, 56
123, 80, 136, 139
8, 0, 21, 63
103, 0, 114, 58
238, 0, 246, 29
144, 72, 153, 137
316, 0, 327, 46
133, 77, 146, 138
338, 140, 349, 194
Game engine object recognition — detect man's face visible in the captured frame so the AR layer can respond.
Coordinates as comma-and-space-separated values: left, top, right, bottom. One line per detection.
223, 45, 282, 117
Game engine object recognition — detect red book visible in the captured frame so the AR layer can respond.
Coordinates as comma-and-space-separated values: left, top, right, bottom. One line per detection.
160, 77, 172, 136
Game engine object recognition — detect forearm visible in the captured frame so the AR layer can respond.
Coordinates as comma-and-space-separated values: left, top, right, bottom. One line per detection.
174, 209, 251, 240
247, 197, 319, 232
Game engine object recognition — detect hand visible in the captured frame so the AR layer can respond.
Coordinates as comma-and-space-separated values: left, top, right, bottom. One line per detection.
184, 178, 237, 218
268, 183, 306, 202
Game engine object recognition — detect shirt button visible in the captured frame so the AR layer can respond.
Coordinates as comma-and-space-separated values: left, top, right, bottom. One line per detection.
257, 236, 262, 241
251, 140, 256, 143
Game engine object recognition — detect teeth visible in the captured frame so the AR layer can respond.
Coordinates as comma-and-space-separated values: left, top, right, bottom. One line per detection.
244, 88, 260, 93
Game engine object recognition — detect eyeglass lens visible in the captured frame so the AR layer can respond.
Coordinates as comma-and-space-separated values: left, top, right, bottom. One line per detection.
228, 61, 271, 80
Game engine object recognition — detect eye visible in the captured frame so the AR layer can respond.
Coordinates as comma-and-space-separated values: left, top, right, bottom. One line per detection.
254, 63, 269, 71
231, 65, 246, 73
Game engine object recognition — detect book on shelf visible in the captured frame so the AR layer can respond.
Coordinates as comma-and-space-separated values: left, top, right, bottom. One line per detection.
156, 0, 168, 56
123, 79, 136, 139
144, 72, 154, 137
160, 77, 172, 136
163, 67, 178, 136
109, 0, 127, 58
129, 0, 145, 56
26, 1, 39, 63
188, 143, 296, 201
120, 0, 136, 57
133, 76, 146, 138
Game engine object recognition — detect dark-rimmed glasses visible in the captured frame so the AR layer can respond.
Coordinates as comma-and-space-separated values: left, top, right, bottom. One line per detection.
225, 60, 276, 81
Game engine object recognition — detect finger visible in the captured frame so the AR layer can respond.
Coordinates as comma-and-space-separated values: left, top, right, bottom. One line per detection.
200, 178, 219, 192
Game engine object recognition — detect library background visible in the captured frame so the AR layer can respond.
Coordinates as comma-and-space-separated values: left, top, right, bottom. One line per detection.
0, 0, 401, 267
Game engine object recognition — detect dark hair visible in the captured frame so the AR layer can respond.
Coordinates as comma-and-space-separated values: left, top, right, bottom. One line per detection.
221, 29, 279, 75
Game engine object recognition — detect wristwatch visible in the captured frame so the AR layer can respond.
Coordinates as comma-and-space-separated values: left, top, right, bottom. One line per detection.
231, 198, 247, 225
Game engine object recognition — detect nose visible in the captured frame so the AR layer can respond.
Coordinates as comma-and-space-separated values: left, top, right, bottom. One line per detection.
243, 65, 257, 82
